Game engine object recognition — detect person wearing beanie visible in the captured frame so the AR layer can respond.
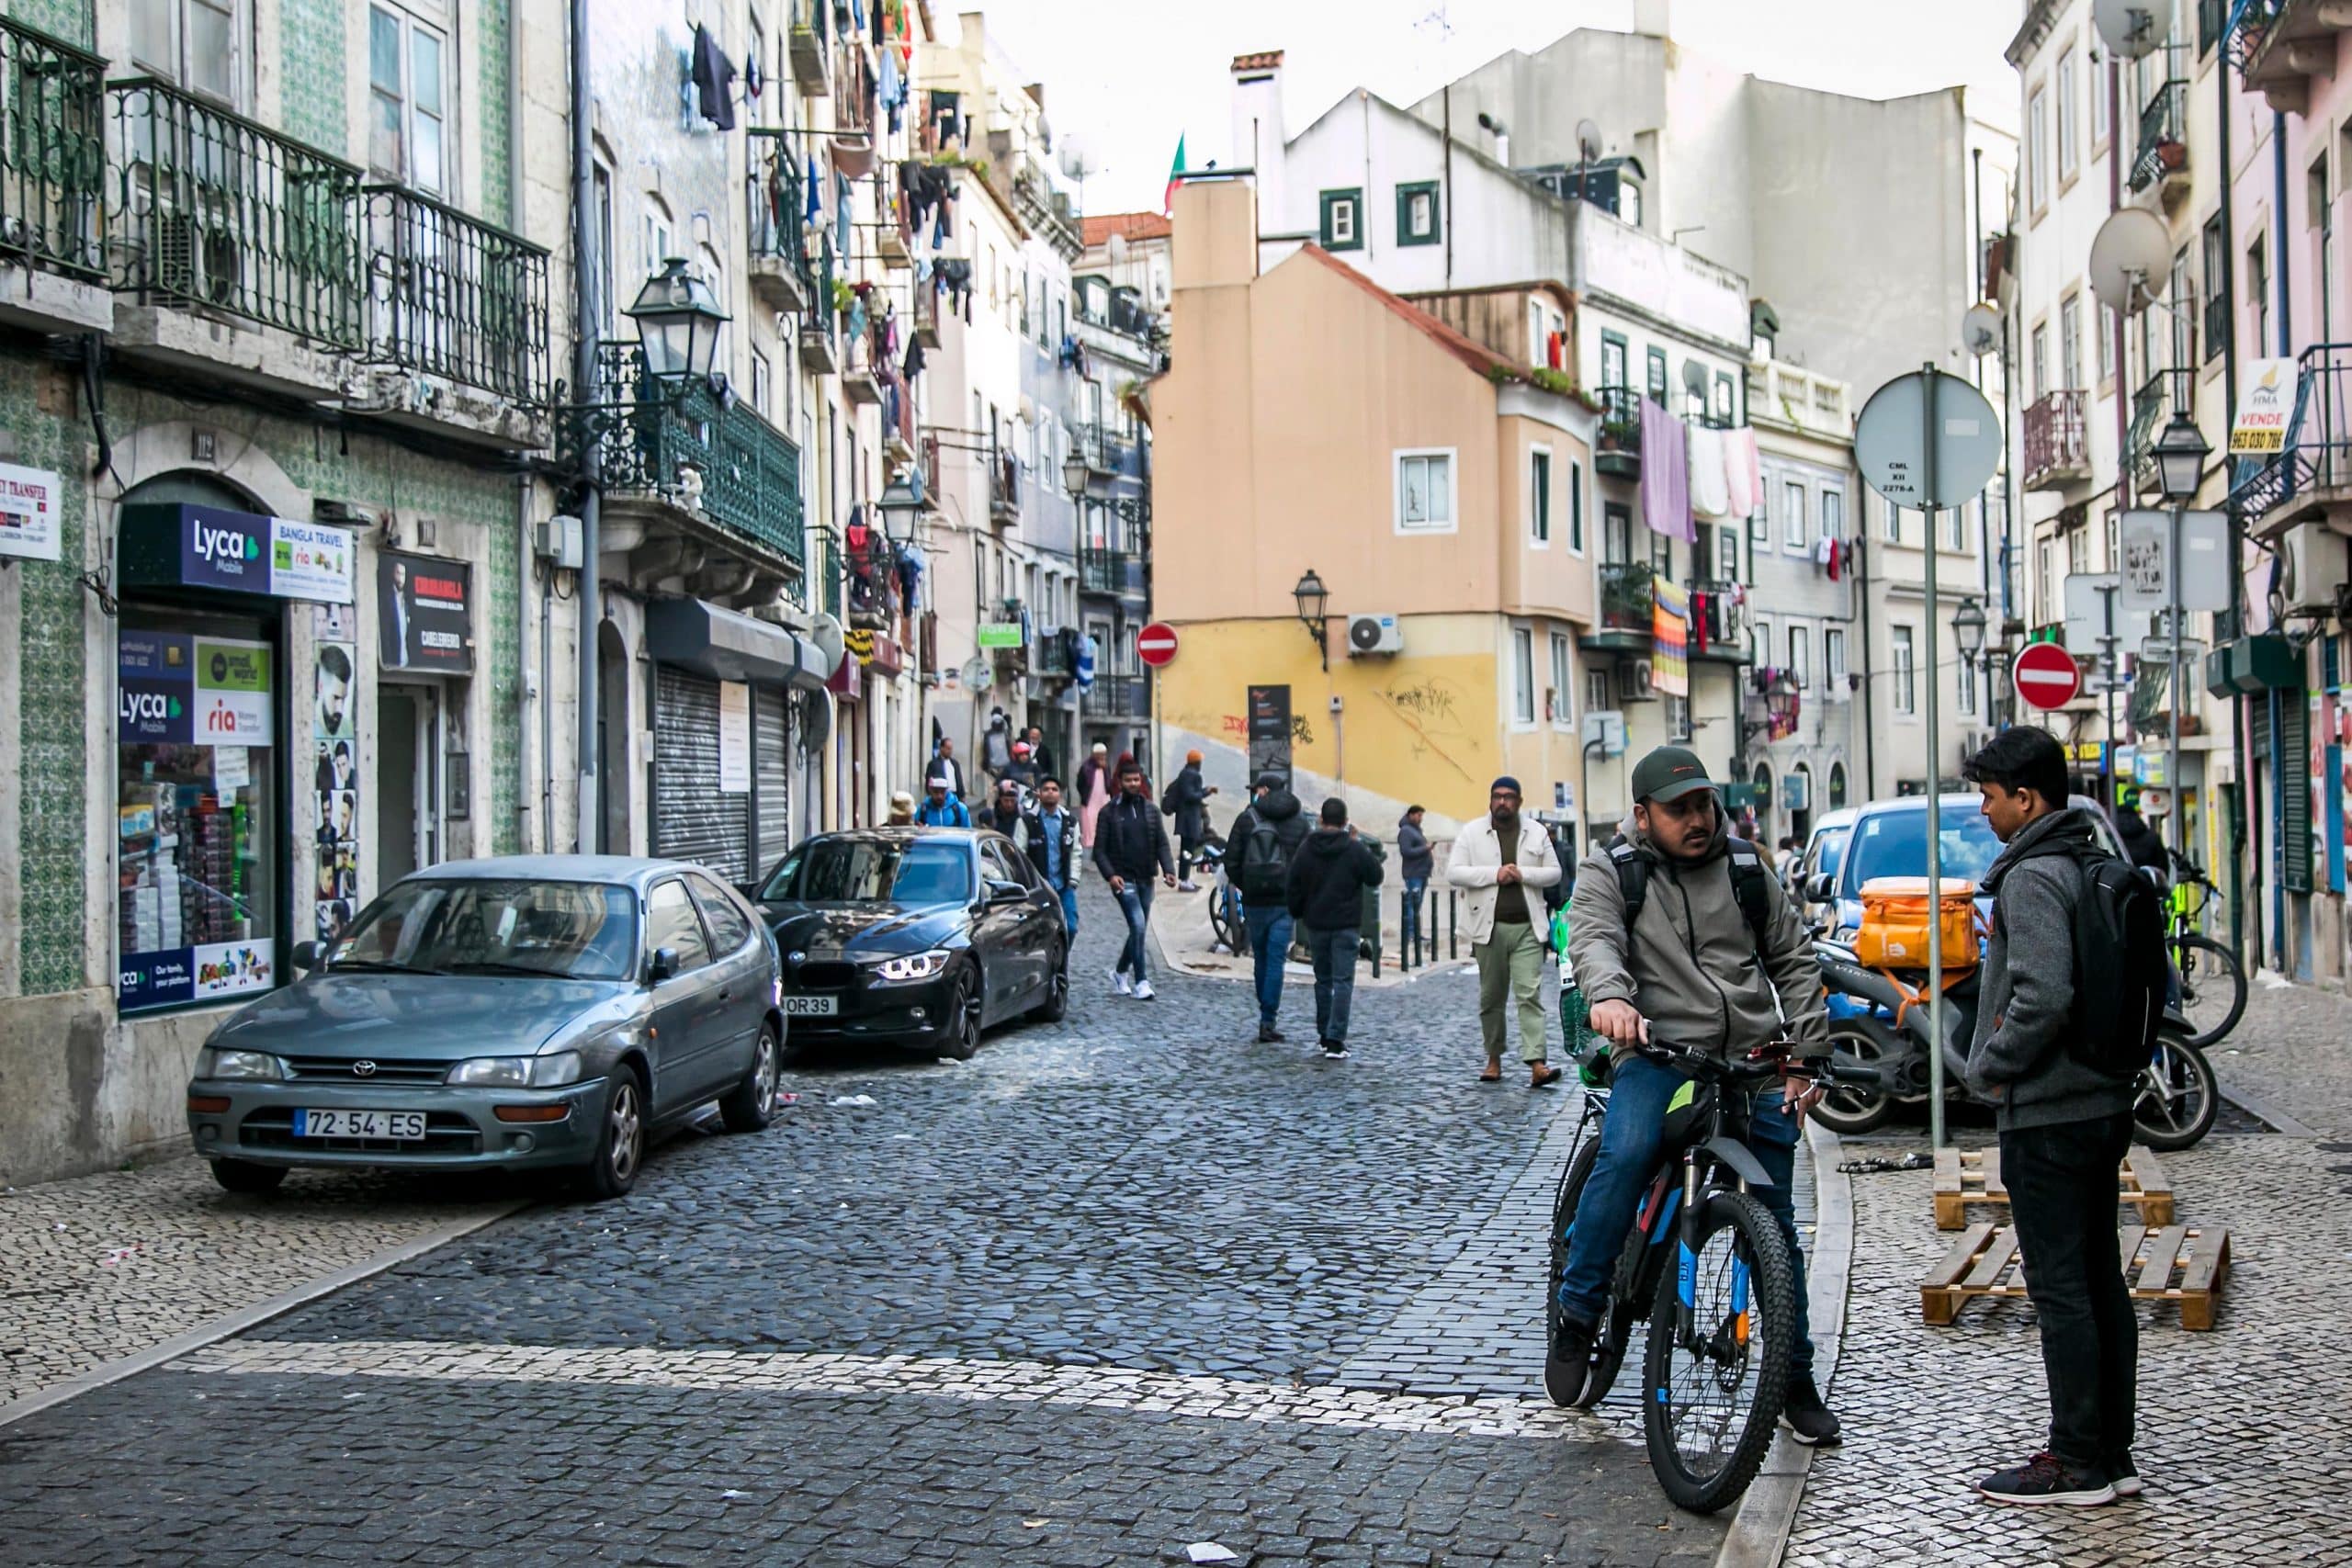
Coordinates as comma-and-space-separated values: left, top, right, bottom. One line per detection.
886, 790, 916, 827
1446, 775, 1563, 1087
1165, 747, 1216, 891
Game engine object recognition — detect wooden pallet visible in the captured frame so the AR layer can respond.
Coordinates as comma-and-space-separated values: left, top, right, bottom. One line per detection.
1931, 1145, 2175, 1230
1919, 1222, 2231, 1330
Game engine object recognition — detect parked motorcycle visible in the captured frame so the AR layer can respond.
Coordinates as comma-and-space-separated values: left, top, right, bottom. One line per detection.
1808, 937, 2217, 1152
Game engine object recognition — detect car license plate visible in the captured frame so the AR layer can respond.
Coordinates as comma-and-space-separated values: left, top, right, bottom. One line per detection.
293, 1109, 426, 1140
781, 995, 838, 1017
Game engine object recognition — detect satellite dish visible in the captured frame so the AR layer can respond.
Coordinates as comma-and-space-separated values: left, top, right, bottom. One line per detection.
1105, 231, 1130, 265
1057, 133, 1102, 181
1577, 118, 1603, 164
1681, 359, 1709, 400
2092, 0, 2161, 60
1962, 303, 2004, 357
2088, 207, 2173, 312
810, 614, 847, 676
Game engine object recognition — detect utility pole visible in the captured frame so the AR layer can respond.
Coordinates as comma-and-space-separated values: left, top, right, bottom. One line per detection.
570, 0, 603, 852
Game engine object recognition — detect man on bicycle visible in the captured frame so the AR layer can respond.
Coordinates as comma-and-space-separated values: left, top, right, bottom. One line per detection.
1555, 746, 1839, 1445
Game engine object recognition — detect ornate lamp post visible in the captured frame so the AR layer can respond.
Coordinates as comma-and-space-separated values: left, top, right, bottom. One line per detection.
1293, 568, 1330, 671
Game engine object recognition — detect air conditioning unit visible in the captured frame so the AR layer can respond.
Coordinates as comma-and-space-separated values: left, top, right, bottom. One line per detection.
1621, 657, 1657, 701
154, 211, 240, 308
1346, 613, 1403, 656
2278, 523, 2350, 615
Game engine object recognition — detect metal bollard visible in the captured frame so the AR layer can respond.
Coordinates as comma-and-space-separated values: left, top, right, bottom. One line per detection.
1448, 890, 1459, 961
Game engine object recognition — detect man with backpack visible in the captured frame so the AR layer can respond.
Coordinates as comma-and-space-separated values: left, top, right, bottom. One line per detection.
1285, 797, 1383, 1060
1553, 746, 1839, 1445
1963, 727, 2154, 1507
1447, 776, 1565, 1088
1163, 750, 1216, 891
1229, 773, 1312, 1043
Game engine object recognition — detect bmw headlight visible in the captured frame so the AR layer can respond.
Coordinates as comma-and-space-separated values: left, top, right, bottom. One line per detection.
447, 1052, 583, 1089
869, 949, 952, 983
195, 1047, 283, 1081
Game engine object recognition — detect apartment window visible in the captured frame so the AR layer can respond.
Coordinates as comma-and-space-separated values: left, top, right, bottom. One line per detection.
750, 350, 770, 418
1601, 332, 1629, 390
1650, 528, 1673, 578
2097, 291, 2112, 382
131, 0, 247, 107
1753, 615, 1772, 673
1511, 626, 1536, 726
1750, 484, 1769, 544
592, 164, 616, 334
2060, 294, 2082, 389
1550, 632, 1573, 727
1568, 459, 1586, 552
2030, 323, 2049, 400
1395, 449, 1456, 534
1882, 490, 1901, 543
1715, 525, 1740, 581
1893, 626, 1917, 715
1603, 502, 1634, 563
2250, 235, 2270, 357
1943, 502, 1965, 552
1821, 488, 1844, 549
1646, 346, 1668, 402
369, 6, 448, 194
1714, 371, 1736, 425
1825, 627, 1848, 695
1783, 479, 1807, 551
2068, 520, 2090, 576
1667, 694, 1691, 740
2038, 537, 2057, 622
1789, 625, 1810, 693
2202, 215, 2229, 361
1396, 181, 1440, 246
2028, 85, 2049, 211
2092, 42, 2110, 143
1530, 446, 1552, 544
1320, 188, 1363, 251
1587, 668, 1610, 714
2056, 47, 2079, 178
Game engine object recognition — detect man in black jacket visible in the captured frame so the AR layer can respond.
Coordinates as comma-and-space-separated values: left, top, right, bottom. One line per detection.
2111, 788, 2169, 877
1285, 797, 1383, 1059
1167, 750, 1215, 890
1396, 805, 1434, 958
1228, 773, 1313, 1042
1094, 759, 1176, 999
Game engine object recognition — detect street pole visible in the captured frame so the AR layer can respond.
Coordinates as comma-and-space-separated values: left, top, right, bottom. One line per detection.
2169, 502, 2186, 857
569, 0, 601, 852
1921, 364, 1947, 1152
2098, 580, 2120, 806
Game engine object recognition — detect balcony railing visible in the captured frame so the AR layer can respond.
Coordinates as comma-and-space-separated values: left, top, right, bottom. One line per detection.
107, 76, 365, 347
2022, 389, 2089, 488
2130, 65, 2188, 193
1080, 545, 1137, 595
1033, 629, 1075, 678
361, 185, 548, 402
1689, 579, 1749, 661
1596, 385, 1641, 476
2127, 367, 2195, 488
746, 130, 816, 313
2229, 341, 2352, 528
1595, 560, 1656, 640
786, 0, 829, 93
580, 342, 805, 568
2, 18, 105, 280
1083, 673, 1148, 719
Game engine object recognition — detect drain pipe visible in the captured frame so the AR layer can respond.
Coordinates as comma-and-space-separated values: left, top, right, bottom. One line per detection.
512, 15, 544, 852
570, 0, 603, 852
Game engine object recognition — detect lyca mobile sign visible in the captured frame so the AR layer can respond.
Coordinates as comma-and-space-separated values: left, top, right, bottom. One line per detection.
118, 502, 356, 604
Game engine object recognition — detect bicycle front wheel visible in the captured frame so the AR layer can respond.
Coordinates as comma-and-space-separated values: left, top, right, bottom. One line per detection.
2134, 1027, 2218, 1151
1544, 1116, 1603, 1405
2172, 933, 2246, 1048
1640, 1190, 1798, 1514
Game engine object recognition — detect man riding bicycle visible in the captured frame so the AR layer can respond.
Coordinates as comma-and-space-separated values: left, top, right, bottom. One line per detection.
1554, 746, 1841, 1446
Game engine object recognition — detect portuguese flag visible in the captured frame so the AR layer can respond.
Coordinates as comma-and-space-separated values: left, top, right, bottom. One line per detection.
1161, 134, 1186, 215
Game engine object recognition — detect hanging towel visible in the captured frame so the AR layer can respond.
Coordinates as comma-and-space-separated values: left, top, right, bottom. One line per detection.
1814, 536, 1833, 568
1688, 423, 1732, 519
690, 25, 737, 131
805, 157, 822, 223
1826, 540, 1842, 581
1724, 427, 1759, 517
1639, 397, 1694, 545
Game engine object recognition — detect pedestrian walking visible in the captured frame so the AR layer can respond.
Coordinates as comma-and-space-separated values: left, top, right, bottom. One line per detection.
885, 790, 916, 827
1285, 797, 1382, 1060
1025, 777, 1082, 935
925, 738, 967, 802
1025, 725, 1057, 779
915, 777, 970, 828
984, 778, 1027, 840
1963, 727, 2153, 1506
1227, 772, 1312, 1042
1077, 742, 1111, 847
1094, 758, 1175, 999
1447, 776, 1565, 1087
1164, 750, 1215, 890
1396, 804, 1434, 959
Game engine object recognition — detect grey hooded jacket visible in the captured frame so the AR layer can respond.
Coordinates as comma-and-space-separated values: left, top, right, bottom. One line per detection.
1566, 811, 1825, 1067
1964, 807, 2141, 1132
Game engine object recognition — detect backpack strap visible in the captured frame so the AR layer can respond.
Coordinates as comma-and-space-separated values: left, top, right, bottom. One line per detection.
1723, 837, 1775, 956
1608, 834, 1647, 934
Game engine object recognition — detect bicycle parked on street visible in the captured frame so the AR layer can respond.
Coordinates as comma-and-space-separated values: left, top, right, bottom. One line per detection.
1543, 1037, 1881, 1514
2164, 852, 2245, 1049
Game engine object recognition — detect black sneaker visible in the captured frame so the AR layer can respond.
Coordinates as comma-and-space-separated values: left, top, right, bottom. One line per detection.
1544, 1315, 1595, 1406
1321, 1042, 1350, 1060
2107, 1452, 2143, 1497
1975, 1452, 2115, 1506
1257, 1023, 1285, 1043
1780, 1373, 1842, 1447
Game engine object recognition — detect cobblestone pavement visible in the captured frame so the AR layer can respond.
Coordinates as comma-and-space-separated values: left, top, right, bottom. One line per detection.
0, 1156, 513, 1405
0, 883, 1736, 1567
1787, 982, 2352, 1566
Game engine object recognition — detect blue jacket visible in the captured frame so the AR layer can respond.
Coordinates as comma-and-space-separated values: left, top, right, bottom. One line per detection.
915, 795, 970, 828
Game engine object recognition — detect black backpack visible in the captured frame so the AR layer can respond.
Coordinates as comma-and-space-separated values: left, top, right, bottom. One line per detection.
1610, 833, 1774, 958
1238, 812, 1292, 901
2058, 846, 2168, 1076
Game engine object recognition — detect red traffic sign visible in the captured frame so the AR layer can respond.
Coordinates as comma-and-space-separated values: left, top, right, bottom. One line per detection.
2012, 641, 2083, 711
1136, 622, 1180, 668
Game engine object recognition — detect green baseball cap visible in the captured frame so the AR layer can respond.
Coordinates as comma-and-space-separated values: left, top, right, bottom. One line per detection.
1630, 745, 1716, 804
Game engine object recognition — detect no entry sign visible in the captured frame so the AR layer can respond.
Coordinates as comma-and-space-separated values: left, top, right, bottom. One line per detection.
2013, 640, 2083, 711
1136, 622, 1180, 668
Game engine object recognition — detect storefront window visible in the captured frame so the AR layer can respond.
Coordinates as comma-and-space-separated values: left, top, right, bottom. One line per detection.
117, 610, 281, 1011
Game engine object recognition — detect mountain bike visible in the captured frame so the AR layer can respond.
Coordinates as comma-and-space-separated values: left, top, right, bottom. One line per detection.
2164, 852, 2245, 1049
1543, 1038, 1880, 1514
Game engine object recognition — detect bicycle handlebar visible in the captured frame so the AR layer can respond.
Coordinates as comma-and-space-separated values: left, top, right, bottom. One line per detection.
1634, 1038, 1883, 1091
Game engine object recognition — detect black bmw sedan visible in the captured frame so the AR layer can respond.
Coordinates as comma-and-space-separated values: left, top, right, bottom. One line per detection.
746, 829, 1069, 1062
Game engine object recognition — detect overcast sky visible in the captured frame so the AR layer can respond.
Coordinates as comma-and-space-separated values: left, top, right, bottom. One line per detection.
945, 0, 2023, 218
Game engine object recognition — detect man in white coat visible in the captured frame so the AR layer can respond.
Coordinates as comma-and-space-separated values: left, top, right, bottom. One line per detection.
1447, 775, 1565, 1087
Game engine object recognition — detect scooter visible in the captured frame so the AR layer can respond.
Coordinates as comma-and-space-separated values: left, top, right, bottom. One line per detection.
1809, 936, 2217, 1152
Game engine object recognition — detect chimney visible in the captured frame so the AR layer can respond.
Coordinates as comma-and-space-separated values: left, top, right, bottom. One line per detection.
1633, 0, 1670, 39
1229, 51, 1286, 237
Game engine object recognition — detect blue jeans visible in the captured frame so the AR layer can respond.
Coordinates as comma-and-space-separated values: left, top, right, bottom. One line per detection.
1245, 906, 1294, 1027
1114, 880, 1153, 982
1305, 926, 1360, 1043
1059, 885, 1080, 937
1402, 878, 1429, 955
1556, 1055, 1815, 1374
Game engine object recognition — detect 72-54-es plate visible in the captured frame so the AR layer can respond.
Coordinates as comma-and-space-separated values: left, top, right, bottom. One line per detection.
293, 1108, 426, 1139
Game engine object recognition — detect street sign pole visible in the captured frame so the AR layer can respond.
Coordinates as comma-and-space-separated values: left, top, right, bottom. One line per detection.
2169, 500, 2185, 856
2098, 579, 2120, 805
1920, 365, 1947, 1153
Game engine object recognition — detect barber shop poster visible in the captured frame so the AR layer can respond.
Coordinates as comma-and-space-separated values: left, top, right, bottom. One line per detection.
312, 611, 359, 944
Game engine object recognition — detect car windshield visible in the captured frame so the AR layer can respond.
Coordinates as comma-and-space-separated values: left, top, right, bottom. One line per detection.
332, 880, 639, 980
762, 840, 972, 905
1842, 808, 2002, 893
1812, 826, 1852, 881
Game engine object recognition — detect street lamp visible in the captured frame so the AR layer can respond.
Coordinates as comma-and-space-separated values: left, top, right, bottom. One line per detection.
1952, 594, 1988, 663
876, 468, 924, 543
626, 256, 729, 383
2153, 412, 2211, 502
2151, 411, 2211, 852
1293, 567, 1331, 671
1061, 449, 1091, 500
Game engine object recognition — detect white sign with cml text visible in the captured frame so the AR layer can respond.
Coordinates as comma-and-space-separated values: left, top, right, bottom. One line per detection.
0, 461, 62, 561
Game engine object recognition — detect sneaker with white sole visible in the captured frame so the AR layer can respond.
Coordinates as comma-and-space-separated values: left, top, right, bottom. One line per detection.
1974, 1452, 2114, 1506
1111, 970, 1133, 997
2106, 1453, 2143, 1497
1133, 980, 1156, 1000
1321, 1042, 1350, 1060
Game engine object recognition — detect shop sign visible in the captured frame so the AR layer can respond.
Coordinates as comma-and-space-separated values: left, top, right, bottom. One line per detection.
0, 461, 62, 561
195, 637, 273, 744
120, 504, 356, 603
976, 623, 1023, 649
119, 940, 275, 1012
379, 550, 475, 673
117, 632, 272, 745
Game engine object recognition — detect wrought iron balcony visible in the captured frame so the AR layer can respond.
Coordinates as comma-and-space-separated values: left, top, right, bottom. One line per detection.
798, 235, 839, 372
2126, 367, 2195, 489
746, 131, 816, 315
1596, 385, 1642, 479
2229, 341, 2352, 536
361, 186, 548, 402
1033, 628, 1076, 678
1083, 674, 1149, 720
2129, 62, 2189, 195
2022, 389, 2090, 490
1, 17, 105, 281
575, 342, 805, 569
1583, 560, 1656, 650
107, 76, 365, 348
1080, 545, 1141, 596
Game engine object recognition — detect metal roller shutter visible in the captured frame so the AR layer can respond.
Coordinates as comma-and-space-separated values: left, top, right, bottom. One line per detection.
653, 663, 750, 881
753, 684, 791, 874
2280, 692, 2312, 893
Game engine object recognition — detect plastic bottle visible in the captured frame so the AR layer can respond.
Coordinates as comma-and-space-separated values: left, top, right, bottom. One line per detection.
1553, 904, 1603, 1087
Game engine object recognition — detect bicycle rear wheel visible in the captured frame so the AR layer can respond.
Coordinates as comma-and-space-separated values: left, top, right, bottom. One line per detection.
2133, 1027, 2217, 1151
1640, 1190, 1798, 1514
2172, 933, 2245, 1048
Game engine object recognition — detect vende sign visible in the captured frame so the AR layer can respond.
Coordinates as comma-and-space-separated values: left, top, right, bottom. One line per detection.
2230, 358, 2296, 456
2013, 640, 2084, 711
1137, 622, 1180, 668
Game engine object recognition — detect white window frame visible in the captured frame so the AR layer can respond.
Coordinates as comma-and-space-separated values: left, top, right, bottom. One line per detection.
2056, 46, 2079, 179
1825, 626, 1848, 698
131, 0, 251, 110
1788, 623, 1810, 694
1586, 668, 1610, 715
1752, 615, 1773, 674
1893, 625, 1917, 716
1510, 624, 1537, 728
1750, 484, 1769, 545
1529, 444, 1552, 547
1394, 447, 1459, 536
368, 3, 451, 197
2061, 294, 2083, 390
1782, 478, 1807, 553
1821, 488, 1844, 550
1549, 631, 1574, 729
1667, 693, 1691, 741
2028, 85, 2050, 213
2091, 42, 2110, 146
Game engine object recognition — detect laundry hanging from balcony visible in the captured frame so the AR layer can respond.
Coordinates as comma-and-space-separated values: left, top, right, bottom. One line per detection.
691, 25, 738, 130
1724, 427, 1760, 517
1688, 423, 1732, 519
1639, 396, 1693, 544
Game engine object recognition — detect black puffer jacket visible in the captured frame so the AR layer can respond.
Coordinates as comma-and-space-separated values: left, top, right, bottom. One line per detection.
1093, 792, 1173, 883
1285, 828, 1383, 931
1228, 788, 1311, 908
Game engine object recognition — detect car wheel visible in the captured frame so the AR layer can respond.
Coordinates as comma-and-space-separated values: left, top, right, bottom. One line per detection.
719, 1022, 781, 1133
209, 1158, 287, 1195
1029, 942, 1069, 1023
935, 966, 981, 1061
582, 1064, 647, 1201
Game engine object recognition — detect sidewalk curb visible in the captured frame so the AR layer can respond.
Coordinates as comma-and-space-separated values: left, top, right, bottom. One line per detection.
0, 1196, 528, 1432
1713, 1121, 1852, 1568
2221, 1085, 2319, 1138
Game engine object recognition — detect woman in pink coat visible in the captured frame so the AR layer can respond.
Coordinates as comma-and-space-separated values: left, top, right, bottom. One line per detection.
1077, 742, 1112, 846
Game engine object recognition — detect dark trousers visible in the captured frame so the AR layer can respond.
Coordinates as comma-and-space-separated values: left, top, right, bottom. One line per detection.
1305, 926, 1360, 1043
1245, 906, 1293, 1028
2000, 1111, 2138, 1474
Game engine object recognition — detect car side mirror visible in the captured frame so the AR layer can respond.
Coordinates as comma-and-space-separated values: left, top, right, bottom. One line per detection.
1805, 874, 1832, 903
290, 940, 325, 971
985, 879, 1028, 906
646, 946, 680, 984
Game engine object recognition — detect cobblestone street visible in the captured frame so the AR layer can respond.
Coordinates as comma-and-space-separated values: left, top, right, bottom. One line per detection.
0, 885, 1728, 1567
